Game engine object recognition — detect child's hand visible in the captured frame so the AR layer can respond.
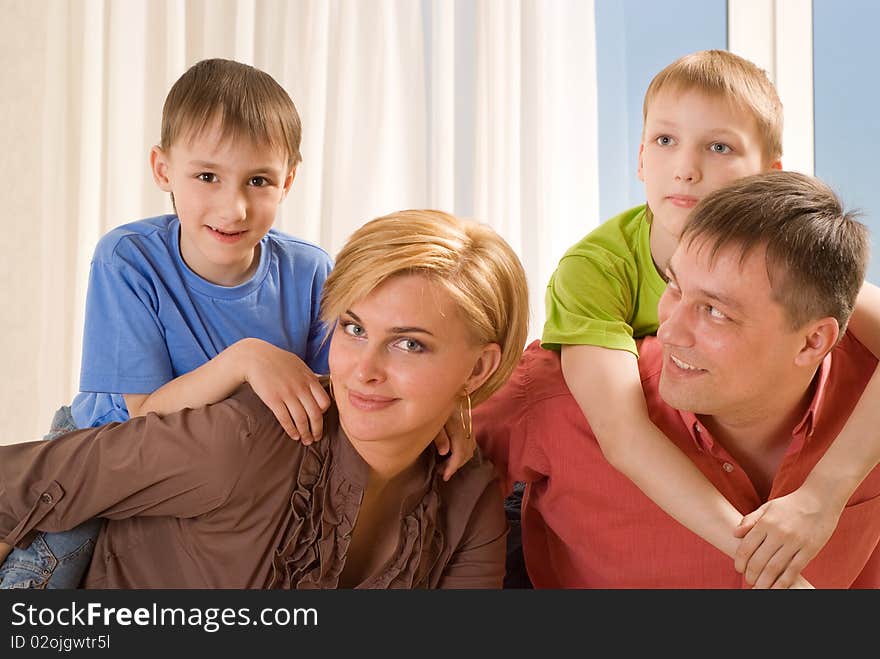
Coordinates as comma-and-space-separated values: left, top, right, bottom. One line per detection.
238, 339, 331, 443
434, 411, 476, 482
732, 486, 843, 588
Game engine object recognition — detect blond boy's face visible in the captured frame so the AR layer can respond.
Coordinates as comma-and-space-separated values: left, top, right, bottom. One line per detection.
150, 120, 295, 286
638, 88, 780, 240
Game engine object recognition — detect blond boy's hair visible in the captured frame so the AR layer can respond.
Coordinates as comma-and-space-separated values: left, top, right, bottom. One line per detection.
160, 58, 302, 169
643, 49, 783, 163
320, 210, 530, 406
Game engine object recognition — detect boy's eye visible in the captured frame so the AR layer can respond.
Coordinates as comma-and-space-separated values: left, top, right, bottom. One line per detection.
709, 142, 732, 154
342, 322, 365, 338
197, 173, 218, 183
248, 176, 269, 187
392, 337, 425, 353
656, 135, 675, 146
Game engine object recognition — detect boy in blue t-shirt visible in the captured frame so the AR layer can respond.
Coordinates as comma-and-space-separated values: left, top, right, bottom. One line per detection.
0, 59, 471, 589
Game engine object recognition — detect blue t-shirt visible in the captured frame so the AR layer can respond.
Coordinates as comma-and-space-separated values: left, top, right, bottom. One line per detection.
71, 214, 332, 428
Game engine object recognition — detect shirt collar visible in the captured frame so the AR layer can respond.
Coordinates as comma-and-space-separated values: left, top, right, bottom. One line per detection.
677, 349, 834, 450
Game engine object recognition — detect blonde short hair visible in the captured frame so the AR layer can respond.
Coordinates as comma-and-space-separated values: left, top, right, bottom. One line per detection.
643, 50, 783, 163
160, 58, 302, 169
320, 210, 530, 406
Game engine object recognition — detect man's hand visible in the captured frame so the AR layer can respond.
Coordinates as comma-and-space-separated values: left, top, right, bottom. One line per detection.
434, 411, 476, 482
733, 486, 842, 589
239, 339, 331, 444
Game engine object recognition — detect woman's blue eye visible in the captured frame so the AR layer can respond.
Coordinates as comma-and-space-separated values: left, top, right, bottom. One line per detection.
342, 322, 365, 337
656, 135, 674, 146
394, 338, 424, 353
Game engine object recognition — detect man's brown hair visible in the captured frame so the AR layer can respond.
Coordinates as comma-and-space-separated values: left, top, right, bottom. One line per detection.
681, 170, 869, 335
643, 49, 783, 164
160, 58, 302, 169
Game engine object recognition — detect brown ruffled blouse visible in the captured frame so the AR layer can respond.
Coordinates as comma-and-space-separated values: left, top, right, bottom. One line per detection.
0, 384, 507, 589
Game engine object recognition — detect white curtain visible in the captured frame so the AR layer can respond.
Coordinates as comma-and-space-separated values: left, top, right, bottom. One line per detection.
0, 0, 598, 443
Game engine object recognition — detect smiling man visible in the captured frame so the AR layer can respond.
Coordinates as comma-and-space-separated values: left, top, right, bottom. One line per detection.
476, 171, 880, 588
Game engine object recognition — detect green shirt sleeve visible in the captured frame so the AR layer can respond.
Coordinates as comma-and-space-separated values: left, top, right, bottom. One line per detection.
541, 205, 667, 357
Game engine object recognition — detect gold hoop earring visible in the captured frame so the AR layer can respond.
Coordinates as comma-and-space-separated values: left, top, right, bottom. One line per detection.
328, 375, 335, 401
459, 390, 472, 440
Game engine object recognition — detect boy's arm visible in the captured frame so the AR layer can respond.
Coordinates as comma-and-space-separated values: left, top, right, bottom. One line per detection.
561, 344, 745, 559
125, 338, 330, 443
734, 281, 880, 588
564, 345, 817, 590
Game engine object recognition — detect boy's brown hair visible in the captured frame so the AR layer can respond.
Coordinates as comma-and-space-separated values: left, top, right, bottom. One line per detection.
643, 49, 783, 164
682, 171, 868, 336
160, 58, 302, 169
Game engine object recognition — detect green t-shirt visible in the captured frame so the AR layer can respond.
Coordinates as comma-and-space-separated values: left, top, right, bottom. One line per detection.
542, 204, 667, 357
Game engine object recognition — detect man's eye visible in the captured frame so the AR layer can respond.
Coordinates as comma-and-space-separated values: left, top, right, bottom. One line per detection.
710, 143, 732, 154
342, 322, 365, 337
197, 173, 218, 183
707, 306, 727, 320
392, 338, 424, 353
249, 176, 269, 187
656, 135, 675, 146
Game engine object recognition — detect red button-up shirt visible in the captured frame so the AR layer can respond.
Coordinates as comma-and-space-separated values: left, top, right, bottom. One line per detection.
475, 334, 880, 588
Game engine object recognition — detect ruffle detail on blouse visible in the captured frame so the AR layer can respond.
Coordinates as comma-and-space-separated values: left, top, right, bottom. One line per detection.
268, 443, 361, 589
361, 471, 446, 589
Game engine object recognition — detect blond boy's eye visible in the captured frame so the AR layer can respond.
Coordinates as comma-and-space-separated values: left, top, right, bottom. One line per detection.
656, 135, 674, 146
710, 143, 732, 154
197, 173, 218, 183
249, 176, 269, 187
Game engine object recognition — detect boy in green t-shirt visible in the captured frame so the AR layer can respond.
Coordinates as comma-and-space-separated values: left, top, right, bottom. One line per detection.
545, 49, 880, 588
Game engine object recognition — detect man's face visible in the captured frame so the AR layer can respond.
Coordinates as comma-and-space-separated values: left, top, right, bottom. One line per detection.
656, 239, 805, 422
638, 88, 777, 240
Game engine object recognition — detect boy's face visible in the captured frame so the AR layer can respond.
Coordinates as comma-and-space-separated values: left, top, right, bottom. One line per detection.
150, 120, 295, 286
638, 88, 780, 240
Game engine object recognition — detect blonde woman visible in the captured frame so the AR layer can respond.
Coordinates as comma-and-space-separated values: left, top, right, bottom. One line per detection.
0, 210, 529, 589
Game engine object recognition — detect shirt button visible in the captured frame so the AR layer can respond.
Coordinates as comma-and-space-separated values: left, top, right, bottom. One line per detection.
39, 492, 53, 505
722, 462, 734, 473
694, 425, 702, 433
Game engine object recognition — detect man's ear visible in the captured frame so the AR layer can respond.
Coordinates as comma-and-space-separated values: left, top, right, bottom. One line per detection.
794, 317, 840, 368
150, 146, 173, 192
637, 143, 646, 182
280, 166, 297, 201
464, 343, 502, 395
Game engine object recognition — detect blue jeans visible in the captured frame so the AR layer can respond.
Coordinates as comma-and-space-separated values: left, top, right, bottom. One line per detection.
0, 407, 103, 589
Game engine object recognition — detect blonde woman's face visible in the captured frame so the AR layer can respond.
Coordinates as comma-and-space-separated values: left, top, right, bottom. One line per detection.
328, 274, 485, 452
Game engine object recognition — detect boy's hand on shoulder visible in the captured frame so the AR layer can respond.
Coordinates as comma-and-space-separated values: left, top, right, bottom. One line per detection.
237, 338, 331, 443
435, 411, 476, 482
732, 485, 842, 589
